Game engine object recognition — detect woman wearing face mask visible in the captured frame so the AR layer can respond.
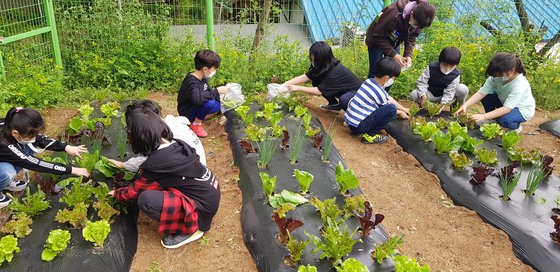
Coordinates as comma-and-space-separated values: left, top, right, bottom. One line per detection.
0, 107, 90, 208
365, 0, 436, 90
455, 52, 535, 132
409, 46, 469, 113
282, 41, 363, 112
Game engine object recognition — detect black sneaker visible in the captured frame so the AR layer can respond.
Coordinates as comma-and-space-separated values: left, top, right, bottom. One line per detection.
361, 134, 388, 144
5, 180, 27, 192
161, 230, 204, 249
0, 192, 12, 209
320, 104, 341, 113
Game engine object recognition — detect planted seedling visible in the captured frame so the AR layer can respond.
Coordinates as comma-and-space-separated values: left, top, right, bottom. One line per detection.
432, 131, 463, 154
306, 127, 321, 138
310, 197, 343, 226
449, 152, 473, 171
447, 122, 467, 139
408, 102, 420, 117
294, 105, 308, 119
470, 165, 494, 185
55, 202, 89, 229
83, 220, 111, 247
0, 235, 20, 265
474, 148, 499, 166
343, 195, 365, 218
358, 202, 384, 236
336, 258, 368, 272
425, 101, 443, 117
542, 155, 555, 178
60, 180, 94, 207
238, 139, 258, 153
456, 114, 475, 129
312, 134, 324, 150
413, 122, 439, 142
41, 229, 71, 261
75, 148, 101, 173
480, 123, 504, 140
551, 215, 560, 244
306, 218, 359, 266
100, 101, 120, 118
94, 200, 119, 221
502, 130, 522, 151
270, 112, 287, 138
335, 161, 359, 194
285, 234, 309, 266
373, 234, 404, 264
245, 124, 267, 142
524, 162, 549, 196
498, 162, 521, 201
459, 134, 483, 154
294, 169, 314, 195
260, 172, 277, 198
9, 186, 50, 217
281, 130, 290, 150
257, 102, 280, 121
269, 190, 309, 208
297, 265, 318, 272
273, 212, 304, 244
507, 147, 541, 165
409, 116, 427, 130
235, 105, 250, 124
95, 156, 123, 178
257, 138, 277, 168
0, 213, 32, 238
275, 203, 296, 218
394, 255, 430, 272
290, 126, 305, 165
436, 117, 449, 129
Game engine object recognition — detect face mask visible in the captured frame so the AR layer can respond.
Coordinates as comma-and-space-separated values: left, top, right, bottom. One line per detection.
493, 76, 509, 83
205, 70, 216, 79
16, 136, 35, 145
440, 65, 456, 75
383, 78, 394, 88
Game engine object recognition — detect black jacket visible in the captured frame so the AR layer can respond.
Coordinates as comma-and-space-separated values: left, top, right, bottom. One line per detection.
0, 135, 71, 174
177, 73, 220, 117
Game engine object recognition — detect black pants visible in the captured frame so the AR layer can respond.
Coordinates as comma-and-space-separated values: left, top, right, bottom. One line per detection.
138, 190, 164, 221
322, 90, 357, 108
349, 104, 397, 136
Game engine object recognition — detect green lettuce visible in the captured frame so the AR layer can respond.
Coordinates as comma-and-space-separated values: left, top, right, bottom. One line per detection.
394, 255, 430, 272
41, 229, 71, 261
480, 123, 504, 140
449, 152, 473, 171
259, 172, 276, 198
82, 220, 111, 247
0, 235, 20, 265
335, 162, 359, 194
502, 131, 522, 151
269, 190, 309, 208
474, 148, 499, 166
335, 258, 368, 272
294, 169, 314, 194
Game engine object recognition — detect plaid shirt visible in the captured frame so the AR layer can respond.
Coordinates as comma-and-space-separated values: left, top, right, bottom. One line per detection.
114, 174, 199, 235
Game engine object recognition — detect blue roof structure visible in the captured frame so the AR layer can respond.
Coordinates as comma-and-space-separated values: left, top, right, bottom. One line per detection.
301, 0, 559, 42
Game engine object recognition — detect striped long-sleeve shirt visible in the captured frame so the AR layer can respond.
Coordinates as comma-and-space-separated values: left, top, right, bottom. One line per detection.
344, 79, 390, 127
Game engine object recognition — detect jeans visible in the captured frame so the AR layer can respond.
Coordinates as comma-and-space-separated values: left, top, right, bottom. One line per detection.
367, 45, 399, 92
138, 190, 164, 222
481, 94, 526, 129
186, 100, 221, 123
325, 90, 357, 109
349, 104, 397, 136
0, 144, 33, 191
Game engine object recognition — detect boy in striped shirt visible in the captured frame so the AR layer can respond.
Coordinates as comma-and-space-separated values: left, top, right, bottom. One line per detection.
343, 58, 410, 144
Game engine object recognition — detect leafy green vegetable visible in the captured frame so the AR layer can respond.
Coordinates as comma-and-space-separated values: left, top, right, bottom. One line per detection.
297, 265, 318, 272
456, 114, 475, 129
305, 127, 321, 137
373, 234, 404, 264
95, 156, 122, 178
79, 103, 94, 119
409, 116, 426, 130
75, 149, 101, 173
0, 213, 32, 238
41, 229, 71, 261
100, 102, 120, 118
256, 102, 280, 120
480, 123, 504, 140
260, 172, 276, 197
294, 169, 314, 195
408, 102, 420, 117
525, 162, 548, 196
310, 197, 343, 226
83, 220, 111, 247
245, 124, 267, 142
294, 105, 308, 119
0, 235, 20, 265
335, 162, 359, 194
322, 131, 334, 161
394, 255, 430, 272
94, 200, 119, 221
507, 147, 541, 164
459, 134, 483, 154
56, 177, 82, 189
343, 195, 365, 218
335, 258, 368, 272
432, 131, 463, 154
275, 203, 296, 218
290, 126, 305, 165
436, 117, 449, 129
449, 152, 473, 171
60, 180, 94, 207
425, 101, 443, 117
68, 117, 85, 135
499, 163, 522, 201
302, 113, 312, 129
269, 111, 283, 127
286, 234, 309, 263
306, 218, 359, 266
474, 148, 499, 166
447, 122, 467, 139
502, 130, 522, 151
257, 138, 277, 168
8, 186, 50, 217
55, 202, 89, 229
413, 122, 440, 142
235, 105, 252, 126
269, 190, 309, 208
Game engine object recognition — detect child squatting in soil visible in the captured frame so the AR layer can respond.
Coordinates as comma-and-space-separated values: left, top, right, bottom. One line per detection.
177, 49, 230, 138
108, 105, 220, 249
0, 107, 90, 209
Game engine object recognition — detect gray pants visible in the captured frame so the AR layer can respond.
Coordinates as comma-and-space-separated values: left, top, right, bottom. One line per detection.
138, 190, 164, 221
409, 84, 469, 105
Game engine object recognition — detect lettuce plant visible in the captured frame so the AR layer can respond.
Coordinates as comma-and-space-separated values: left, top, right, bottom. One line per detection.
42, 229, 71, 261
0, 235, 20, 265
83, 220, 111, 247
474, 148, 499, 166
480, 123, 504, 140
335, 258, 368, 272
358, 202, 384, 236
459, 134, 483, 154
100, 101, 120, 118
542, 155, 555, 178
551, 215, 560, 244
297, 265, 318, 272
306, 218, 359, 266
310, 197, 343, 226
343, 195, 366, 218
238, 139, 257, 153
507, 147, 541, 165
394, 255, 430, 272
260, 172, 276, 198
294, 105, 308, 119
75, 148, 101, 173
408, 102, 420, 117
294, 169, 314, 195
409, 116, 426, 130
447, 122, 467, 139
60, 180, 94, 207
432, 131, 463, 154
413, 122, 440, 142
436, 117, 449, 129
502, 131, 522, 151
470, 165, 494, 185
373, 234, 404, 264
273, 212, 304, 244
335, 162, 359, 194
275, 203, 296, 218
312, 134, 323, 150
235, 105, 250, 124
269, 190, 309, 208
95, 156, 122, 178
425, 101, 443, 117
94, 200, 119, 221
9, 186, 50, 217
256, 102, 280, 120
245, 124, 267, 142
281, 130, 290, 150
0, 213, 32, 238
55, 202, 89, 229
286, 234, 309, 264
449, 152, 473, 171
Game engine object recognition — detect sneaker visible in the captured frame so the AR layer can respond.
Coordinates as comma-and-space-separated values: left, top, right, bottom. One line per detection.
5, 180, 27, 192
513, 125, 523, 133
0, 193, 12, 209
342, 120, 349, 127
190, 123, 208, 138
320, 104, 341, 113
161, 230, 204, 249
361, 134, 388, 144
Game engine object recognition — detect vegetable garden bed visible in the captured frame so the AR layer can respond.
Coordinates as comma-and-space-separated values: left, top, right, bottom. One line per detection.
540, 120, 560, 139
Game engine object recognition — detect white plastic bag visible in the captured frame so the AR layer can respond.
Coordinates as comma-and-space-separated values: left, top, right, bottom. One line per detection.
220, 83, 245, 112
267, 83, 290, 100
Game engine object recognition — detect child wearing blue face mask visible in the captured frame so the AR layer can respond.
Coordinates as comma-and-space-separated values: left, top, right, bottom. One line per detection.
455, 52, 535, 132
410, 46, 469, 111
0, 107, 90, 209
177, 50, 230, 138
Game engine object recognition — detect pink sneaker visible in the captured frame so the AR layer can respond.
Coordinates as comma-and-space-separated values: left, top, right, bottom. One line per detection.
190, 123, 208, 138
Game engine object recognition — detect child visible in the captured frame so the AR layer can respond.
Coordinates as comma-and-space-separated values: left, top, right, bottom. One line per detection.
108, 107, 220, 249
283, 41, 363, 112
343, 59, 410, 144
409, 46, 469, 109
109, 100, 206, 171
177, 50, 229, 138
0, 107, 90, 208
455, 52, 535, 132
365, 0, 436, 89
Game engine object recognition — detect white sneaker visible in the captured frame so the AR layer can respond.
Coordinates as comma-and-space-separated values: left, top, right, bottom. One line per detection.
5, 180, 27, 192
513, 125, 523, 133
0, 193, 12, 209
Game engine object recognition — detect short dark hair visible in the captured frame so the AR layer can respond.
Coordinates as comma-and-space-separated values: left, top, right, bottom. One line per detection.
412, 2, 436, 28
125, 100, 161, 126
194, 50, 221, 70
2, 107, 45, 142
373, 58, 402, 78
439, 46, 461, 65
126, 108, 173, 156
485, 52, 526, 77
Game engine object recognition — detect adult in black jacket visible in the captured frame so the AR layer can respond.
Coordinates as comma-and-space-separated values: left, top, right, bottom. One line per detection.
283, 41, 363, 112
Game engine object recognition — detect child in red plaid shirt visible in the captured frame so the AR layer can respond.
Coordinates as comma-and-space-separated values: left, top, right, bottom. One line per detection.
108, 105, 220, 249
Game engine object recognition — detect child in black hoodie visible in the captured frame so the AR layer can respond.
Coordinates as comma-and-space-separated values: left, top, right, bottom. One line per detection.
109, 106, 220, 249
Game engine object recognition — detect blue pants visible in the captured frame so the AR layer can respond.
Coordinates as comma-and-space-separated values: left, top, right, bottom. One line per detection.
367, 45, 399, 92
349, 104, 397, 136
339, 92, 356, 111
0, 145, 33, 191
186, 100, 221, 123
481, 94, 526, 129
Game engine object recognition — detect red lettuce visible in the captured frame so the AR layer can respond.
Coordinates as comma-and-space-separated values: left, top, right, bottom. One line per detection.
551, 215, 560, 244
281, 130, 290, 150
312, 134, 324, 150
542, 155, 554, 178
470, 165, 494, 185
358, 202, 384, 236
238, 139, 257, 153
273, 212, 304, 244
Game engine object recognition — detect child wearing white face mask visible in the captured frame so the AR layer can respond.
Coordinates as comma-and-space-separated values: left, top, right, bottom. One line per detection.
0, 107, 90, 209
177, 50, 230, 138
410, 46, 469, 112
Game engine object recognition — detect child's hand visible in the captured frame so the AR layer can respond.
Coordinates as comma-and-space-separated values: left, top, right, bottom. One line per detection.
65, 145, 88, 158
107, 159, 125, 169
454, 105, 468, 116
404, 56, 412, 66
393, 54, 406, 67
286, 85, 300, 92
107, 190, 115, 197
470, 114, 486, 122
396, 110, 410, 120
217, 86, 230, 94
71, 167, 90, 177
